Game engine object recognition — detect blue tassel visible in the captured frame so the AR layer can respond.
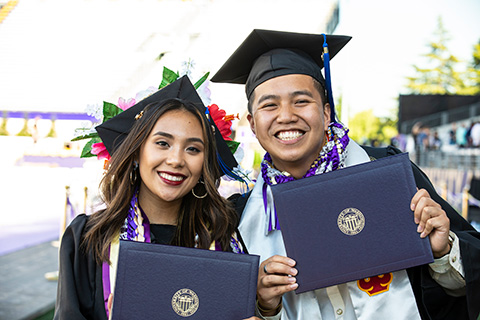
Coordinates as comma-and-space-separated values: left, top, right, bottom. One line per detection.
216, 152, 250, 192
321, 34, 336, 122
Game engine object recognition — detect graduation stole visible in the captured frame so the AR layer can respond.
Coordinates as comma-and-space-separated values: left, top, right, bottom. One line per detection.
260, 122, 349, 233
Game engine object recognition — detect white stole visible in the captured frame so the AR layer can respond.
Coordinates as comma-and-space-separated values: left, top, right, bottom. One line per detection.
238, 140, 421, 320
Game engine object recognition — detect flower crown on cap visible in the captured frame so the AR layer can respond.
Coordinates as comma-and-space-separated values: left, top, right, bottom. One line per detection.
73, 65, 240, 161
72, 63, 250, 185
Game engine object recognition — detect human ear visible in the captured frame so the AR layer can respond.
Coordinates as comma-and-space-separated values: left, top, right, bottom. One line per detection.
247, 114, 256, 136
323, 103, 331, 130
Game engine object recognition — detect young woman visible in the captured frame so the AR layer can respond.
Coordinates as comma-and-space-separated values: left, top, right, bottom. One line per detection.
54, 78, 253, 319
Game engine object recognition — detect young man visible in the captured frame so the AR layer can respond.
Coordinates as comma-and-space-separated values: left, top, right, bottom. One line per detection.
212, 29, 480, 319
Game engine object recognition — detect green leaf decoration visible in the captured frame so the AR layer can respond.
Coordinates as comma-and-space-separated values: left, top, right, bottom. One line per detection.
226, 140, 240, 155
71, 132, 99, 142
159, 67, 179, 89
194, 72, 210, 89
103, 102, 123, 122
80, 137, 102, 158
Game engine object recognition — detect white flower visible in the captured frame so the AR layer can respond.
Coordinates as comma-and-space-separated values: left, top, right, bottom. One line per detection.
85, 103, 103, 121
180, 59, 196, 77
73, 126, 97, 138
135, 86, 157, 102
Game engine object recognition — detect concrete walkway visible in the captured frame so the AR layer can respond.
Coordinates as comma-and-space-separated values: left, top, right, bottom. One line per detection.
0, 241, 58, 320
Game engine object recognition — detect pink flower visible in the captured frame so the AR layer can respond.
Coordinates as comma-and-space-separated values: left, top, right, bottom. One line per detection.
91, 142, 111, 160
118, 97, 136, 111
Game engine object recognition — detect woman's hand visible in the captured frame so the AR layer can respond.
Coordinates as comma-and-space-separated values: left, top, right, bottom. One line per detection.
257, 255, 298, 316
411, 188, 451, 258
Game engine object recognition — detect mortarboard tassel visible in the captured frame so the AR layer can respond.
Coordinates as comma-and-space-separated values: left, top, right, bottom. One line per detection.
321, 34, 336, 122
216, 153, 250, 192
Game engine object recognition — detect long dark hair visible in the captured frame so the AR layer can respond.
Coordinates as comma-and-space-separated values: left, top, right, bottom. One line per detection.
83, 99, 238, 264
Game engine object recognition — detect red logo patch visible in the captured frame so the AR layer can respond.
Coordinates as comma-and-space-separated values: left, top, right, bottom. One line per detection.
357, 273, 393, 296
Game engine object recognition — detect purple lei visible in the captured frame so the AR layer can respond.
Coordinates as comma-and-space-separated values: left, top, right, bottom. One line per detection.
120, 189, 243, 252
119, 188, 151, 243
260, 122, 350, 231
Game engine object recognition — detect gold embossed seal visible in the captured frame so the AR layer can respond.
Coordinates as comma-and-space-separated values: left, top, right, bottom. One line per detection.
337, 208, 365, 235
171, 288, 199, 317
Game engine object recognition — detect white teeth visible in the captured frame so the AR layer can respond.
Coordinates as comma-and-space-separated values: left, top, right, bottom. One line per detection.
277, 131, 303, 141
159, 172, 184, 181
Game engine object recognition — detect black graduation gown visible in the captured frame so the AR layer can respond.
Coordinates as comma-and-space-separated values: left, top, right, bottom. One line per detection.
54, 214, 235, 320
54, 214, 106, 320
229, 145, 480, 320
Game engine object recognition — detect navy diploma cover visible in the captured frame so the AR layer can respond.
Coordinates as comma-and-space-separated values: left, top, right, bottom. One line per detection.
271, 153, 434, 293
111, 241, 259, 319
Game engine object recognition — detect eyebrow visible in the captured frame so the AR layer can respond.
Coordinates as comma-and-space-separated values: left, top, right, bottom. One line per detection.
257, 90, 314, 104
290, 90, 314, 98
153, 131, 204, 145
257, 94, 280, 104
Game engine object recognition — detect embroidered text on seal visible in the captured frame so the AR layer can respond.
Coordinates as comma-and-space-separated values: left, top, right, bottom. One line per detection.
171, 288, 199, 317
337, 208, 365, 235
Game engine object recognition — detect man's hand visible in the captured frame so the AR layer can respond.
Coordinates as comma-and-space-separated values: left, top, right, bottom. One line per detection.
411, 188, 451, 258
257, 255, 298, 316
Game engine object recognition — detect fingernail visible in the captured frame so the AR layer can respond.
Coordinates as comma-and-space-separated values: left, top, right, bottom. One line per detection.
291, 268, 298, 276
287, 259, 296, 267
420, 232, 426, 238
288, 277, 296, 283
290, 283, 298, 290
417, 225, 423, 233
414, 217, 419, 224
411, 203, 415, 211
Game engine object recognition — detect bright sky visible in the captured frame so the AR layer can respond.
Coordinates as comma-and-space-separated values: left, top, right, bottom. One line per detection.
0, 0, 479, 122
333, 0, 480, 120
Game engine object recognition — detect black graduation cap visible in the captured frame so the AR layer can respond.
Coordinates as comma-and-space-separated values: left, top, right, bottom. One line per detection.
211, 29, 351, 121
96, 75, 238, 173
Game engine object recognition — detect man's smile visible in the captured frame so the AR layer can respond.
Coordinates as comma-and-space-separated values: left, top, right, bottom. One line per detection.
275, 130, 305, 141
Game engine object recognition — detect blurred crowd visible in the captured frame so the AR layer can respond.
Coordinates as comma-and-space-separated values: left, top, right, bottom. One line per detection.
411, 121, 480, 153
448, 122, 480, 149
411, 123, 443, 152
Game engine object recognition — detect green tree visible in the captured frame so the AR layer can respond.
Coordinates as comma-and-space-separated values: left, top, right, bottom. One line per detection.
406, 17, 465, 94
462, 40, 480, 95
348, 109, 397, 146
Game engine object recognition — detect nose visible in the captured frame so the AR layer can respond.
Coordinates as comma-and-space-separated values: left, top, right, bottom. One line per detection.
165, 147, 185, 168
276, 103, 297, 123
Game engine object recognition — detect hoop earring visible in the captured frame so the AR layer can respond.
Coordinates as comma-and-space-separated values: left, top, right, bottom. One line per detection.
130, 161, 139, 185
192, 180, 208, 199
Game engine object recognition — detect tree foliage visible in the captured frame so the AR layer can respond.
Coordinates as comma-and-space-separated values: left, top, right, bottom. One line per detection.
406, 17, 480, 95
406, 17, 465, 94
348, 109, 397, 146
463, 40, 480, 95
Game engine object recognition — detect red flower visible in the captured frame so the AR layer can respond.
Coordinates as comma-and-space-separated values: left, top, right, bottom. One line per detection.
91, 142, 111, 161
207, 104, 232, 141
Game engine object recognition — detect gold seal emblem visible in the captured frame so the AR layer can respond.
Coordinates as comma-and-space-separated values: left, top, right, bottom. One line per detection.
337, 208, 365, 235
171, 288, 199, 317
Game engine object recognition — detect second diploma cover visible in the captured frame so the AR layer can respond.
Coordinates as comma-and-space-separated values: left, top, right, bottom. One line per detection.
271, 153, 434, 293
111, 241, 259, 319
